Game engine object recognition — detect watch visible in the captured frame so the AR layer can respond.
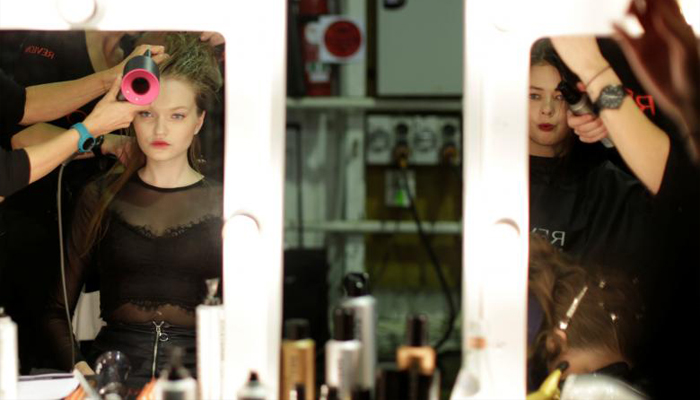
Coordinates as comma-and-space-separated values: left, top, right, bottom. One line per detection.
594, 84, 626, 112
72, 122, 96, 153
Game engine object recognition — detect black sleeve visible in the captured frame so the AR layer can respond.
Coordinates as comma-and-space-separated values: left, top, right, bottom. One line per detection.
42, 183, 100, 370
0, 69, 26, 133
0, 148, 30, 197
655, 141, 700, 208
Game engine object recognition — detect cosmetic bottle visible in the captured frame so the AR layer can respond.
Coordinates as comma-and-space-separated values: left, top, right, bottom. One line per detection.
237, 371, 268, 400
155, 347, 197, 400
0, 308, 18, 400
280, 319, 315, 400
396, 315, 438, 400
341, 273, 376, 397
196, 278, 224, 400
325, 308, 362, 400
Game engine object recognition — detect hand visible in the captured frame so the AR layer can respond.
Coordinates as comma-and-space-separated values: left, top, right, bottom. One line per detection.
200, 31, 225, 47
74, 361, 95, 376
104, 44, 169, 90
569, 111, 610, 143
613, 0, 700, 157
82, 74, 148, 137
101, 133, 136, 165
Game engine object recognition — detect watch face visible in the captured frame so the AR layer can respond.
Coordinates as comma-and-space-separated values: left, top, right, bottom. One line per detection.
82, 137, 95, 151
597, 85, 626, 109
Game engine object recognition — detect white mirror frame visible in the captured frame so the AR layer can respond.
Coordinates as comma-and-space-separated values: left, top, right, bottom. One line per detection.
456, 0, 649, 398
0, 0, 286, 396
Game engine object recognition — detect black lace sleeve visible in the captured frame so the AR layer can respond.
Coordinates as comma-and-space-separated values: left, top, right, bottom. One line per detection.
42, 180, 102, 370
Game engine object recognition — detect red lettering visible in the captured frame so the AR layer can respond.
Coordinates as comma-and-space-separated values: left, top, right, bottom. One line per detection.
23, 45, 55, 59
636, 95, 656, 116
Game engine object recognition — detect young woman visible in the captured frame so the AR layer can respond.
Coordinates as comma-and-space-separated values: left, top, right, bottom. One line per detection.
527, 39, 656, 278
43, 33, 223, 389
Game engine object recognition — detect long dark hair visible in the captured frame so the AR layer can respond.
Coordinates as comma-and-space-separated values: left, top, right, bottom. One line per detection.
530, 38, 607, 180
71, 33, 223, 263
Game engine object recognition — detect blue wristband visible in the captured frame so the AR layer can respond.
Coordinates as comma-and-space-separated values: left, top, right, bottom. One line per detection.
72, 122, 96, 153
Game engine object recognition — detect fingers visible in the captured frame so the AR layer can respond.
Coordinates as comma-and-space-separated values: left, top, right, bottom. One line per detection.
200, 31, 225, 47
105, 73, 123, 100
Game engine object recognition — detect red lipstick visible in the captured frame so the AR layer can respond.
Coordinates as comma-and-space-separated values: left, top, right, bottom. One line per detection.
151, 140, 170, 148
538, 124, 554, 132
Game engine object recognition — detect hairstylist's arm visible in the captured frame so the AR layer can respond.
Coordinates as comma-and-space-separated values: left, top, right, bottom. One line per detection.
23, 76, 146, 184
19, 44, 167, 126
551, 36, 670, 194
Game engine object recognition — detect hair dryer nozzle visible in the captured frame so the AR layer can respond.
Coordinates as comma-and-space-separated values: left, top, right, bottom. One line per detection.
119, 52, 160, 105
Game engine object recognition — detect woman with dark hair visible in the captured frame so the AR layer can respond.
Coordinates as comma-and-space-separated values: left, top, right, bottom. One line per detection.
528, 38, 655, 278
43, 33, 223, 389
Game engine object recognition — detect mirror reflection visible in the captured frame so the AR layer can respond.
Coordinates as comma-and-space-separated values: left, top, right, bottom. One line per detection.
527, 34, 700, 398
0, 30, 225, 392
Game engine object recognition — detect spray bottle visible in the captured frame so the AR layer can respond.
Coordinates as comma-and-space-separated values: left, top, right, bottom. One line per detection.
341, 273, 376, 397
196, 278, 224, 400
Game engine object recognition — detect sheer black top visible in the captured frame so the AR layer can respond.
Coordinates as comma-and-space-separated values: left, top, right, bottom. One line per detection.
45, 173, 223, 369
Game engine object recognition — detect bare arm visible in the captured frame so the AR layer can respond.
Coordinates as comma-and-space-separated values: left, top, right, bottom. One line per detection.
18, 44, 167, 126
20, 72, 112, 126
551, 36, 670, 194
21, 76, 146, 186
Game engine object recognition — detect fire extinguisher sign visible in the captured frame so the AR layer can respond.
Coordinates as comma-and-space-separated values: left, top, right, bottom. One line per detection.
318, 16, 365, 63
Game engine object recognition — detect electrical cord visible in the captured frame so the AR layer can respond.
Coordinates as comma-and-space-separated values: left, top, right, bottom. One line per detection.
398, 166, 458, 352
57, 160, 76, 368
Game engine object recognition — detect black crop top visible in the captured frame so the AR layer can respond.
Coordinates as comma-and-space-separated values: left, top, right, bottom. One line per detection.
44, 173, 223, 370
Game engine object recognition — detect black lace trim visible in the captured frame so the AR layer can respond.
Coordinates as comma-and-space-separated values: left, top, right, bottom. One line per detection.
111, 211, 220, 239
118, 299, 196, 313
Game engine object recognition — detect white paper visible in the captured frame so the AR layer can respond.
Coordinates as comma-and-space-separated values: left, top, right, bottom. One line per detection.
17, 374, 78, 400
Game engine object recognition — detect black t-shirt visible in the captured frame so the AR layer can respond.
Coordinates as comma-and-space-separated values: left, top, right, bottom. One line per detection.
0, 69, 29, 196
44, 174, 223, 370
530, 153, 656, 276
1, 31, 102, 214
0, 68, 25, 131
0, 31, 109, 372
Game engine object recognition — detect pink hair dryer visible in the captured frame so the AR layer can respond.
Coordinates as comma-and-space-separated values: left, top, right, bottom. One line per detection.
118, 49, 160, 105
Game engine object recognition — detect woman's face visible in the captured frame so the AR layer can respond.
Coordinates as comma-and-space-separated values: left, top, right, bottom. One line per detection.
133, 76, 205, 166
528, 64, 571, 157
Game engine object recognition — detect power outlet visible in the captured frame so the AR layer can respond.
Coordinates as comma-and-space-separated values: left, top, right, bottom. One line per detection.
385, 169, 416, 208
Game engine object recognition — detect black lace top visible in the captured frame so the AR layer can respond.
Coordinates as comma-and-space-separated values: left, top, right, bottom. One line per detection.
45, 173, 223, 369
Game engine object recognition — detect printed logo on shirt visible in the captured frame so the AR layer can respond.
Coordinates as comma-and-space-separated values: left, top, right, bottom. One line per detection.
531, 227, 566, 248
23, 45, 55, 60
624, 87, 656, 117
